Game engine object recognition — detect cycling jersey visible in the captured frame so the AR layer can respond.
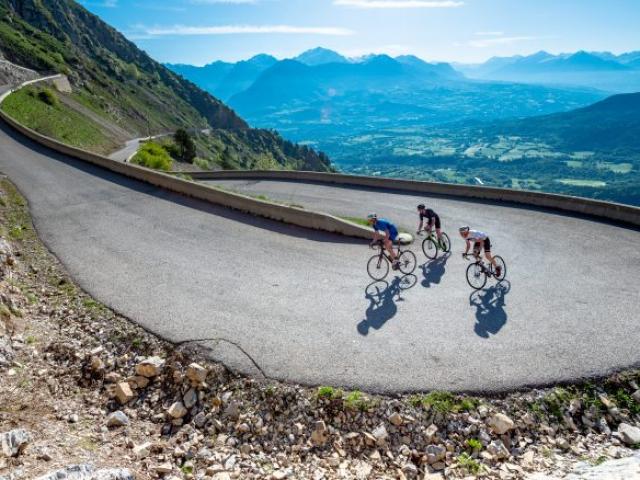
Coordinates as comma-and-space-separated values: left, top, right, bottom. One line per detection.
467, 230, 488, 242
419, 208, 438, 222
420, 208, 440, 228
373, 219, 399, 241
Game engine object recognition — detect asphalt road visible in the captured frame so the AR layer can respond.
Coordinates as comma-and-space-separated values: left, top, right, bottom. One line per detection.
1, 95, 639, 393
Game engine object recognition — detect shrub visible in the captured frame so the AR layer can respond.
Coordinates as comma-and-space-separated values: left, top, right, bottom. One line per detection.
37, 87, 59, 107
174, 128, 196, 163
457, 453, 483, 475
466, 438, 482, 451
131, 142, 173, 171
193, 157, 211, 170
317, 386, 342, 400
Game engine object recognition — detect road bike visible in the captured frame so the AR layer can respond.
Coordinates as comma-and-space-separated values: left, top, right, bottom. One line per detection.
464, 253, 507, 290
418, 229, 451, 260
367, 240, 417, 281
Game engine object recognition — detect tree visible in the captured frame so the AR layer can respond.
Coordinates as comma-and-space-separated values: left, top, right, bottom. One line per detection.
174, 129, 197, 163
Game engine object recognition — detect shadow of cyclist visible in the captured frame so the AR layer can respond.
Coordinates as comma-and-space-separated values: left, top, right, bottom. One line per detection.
421, 252, 451, 288
357, 275, 417, 336
469, 280, 511, 339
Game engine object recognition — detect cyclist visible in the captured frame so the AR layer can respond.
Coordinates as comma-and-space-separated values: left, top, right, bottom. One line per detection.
416, 204, 444, 246
367, 213, 400, 269
459, 226, 501, 277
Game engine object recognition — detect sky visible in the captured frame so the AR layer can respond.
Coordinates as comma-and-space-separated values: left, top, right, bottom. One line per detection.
79, 0, 640, 65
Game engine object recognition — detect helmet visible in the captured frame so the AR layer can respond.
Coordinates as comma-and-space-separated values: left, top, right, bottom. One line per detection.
367, 213, 377, 220
417, 204, 425, 210
459, 226, 470, 233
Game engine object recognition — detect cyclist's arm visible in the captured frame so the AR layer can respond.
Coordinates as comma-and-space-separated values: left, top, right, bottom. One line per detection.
417, 218, 423, 232
464, 239, 471, 255
426, 217, 434, 230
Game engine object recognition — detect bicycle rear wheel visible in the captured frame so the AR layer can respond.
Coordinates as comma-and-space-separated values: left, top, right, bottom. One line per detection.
466, 262, 487, 290
422, 237, 439, 259
493, 255, 507, 281
440, 232, 451, 253
367, 254, 389, 281
398, 250, 417, 275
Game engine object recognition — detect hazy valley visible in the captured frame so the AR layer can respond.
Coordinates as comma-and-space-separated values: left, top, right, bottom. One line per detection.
168, 48, 640, 206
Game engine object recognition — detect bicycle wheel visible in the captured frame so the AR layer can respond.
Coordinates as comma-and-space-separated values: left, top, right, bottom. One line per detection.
439, 232, 451, 253
367, 254, 389, 281
466, 262, 487, 290
422, 237, 439, 259
397, 250, 417, 275
493, 256, 507, 281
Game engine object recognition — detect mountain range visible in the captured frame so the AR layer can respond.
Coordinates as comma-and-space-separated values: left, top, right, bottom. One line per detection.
0, 0, 330, 171
167, 48, 462, 103
457, 50, 640, 92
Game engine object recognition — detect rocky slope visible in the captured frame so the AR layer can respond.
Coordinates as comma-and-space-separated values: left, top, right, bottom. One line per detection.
0, 0, 330, 171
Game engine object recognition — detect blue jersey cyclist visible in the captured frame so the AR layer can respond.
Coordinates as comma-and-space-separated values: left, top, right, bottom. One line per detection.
367, 213, 400, 269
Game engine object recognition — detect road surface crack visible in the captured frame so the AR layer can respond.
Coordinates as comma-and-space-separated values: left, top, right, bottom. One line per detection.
177, 337, 268, 379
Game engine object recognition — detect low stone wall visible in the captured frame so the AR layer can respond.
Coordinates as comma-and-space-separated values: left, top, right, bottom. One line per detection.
185, 170, 640, 228
0, 80, 373, 240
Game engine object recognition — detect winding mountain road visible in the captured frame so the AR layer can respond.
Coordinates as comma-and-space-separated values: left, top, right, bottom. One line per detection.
1, 84, 639, 392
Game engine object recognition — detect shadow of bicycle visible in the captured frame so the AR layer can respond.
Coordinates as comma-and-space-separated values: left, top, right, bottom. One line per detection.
357, 275, 418, 336
420, 252, 451, 288
469, 280, 511, 338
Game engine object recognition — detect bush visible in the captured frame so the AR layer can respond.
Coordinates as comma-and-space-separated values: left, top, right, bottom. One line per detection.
131, 142, 173, 171
193, 157, 211, 170
174, 128, 196, 163
37, 87, 59, 107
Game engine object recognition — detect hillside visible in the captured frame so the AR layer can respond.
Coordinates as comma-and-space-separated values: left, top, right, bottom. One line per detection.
0, 0, 330, 171
485, 92, 640, 151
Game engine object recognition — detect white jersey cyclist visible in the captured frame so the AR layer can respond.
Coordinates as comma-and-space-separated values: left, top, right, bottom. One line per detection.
458, 226, 500, 277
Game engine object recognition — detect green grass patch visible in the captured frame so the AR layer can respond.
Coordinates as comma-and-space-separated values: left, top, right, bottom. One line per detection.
343, 390, 375, 411
597, 162, 633, 174
410, 391, 478, 414
1, 87, 117, 154
131, 142, 173, 171
556, 179, 606, 188
466, 438, 482, 451
340, 216, 371, 227
457, 453, 483, 475
316, 386, 342, 400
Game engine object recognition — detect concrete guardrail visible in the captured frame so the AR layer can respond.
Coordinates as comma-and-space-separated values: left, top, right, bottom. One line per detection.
0, 78, 374, 240
183, 170, 640, 228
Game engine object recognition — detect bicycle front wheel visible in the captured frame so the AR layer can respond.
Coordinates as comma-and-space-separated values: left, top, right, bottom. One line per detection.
367, 254, 389, 281
440, 232, 451, 253
422, 237, 439, 259
398, 250, 417, 275
466, 262, 487, 290
493, 255, 507, 281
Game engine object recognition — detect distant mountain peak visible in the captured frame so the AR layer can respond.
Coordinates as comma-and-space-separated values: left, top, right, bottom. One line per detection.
294, 47, 347, 66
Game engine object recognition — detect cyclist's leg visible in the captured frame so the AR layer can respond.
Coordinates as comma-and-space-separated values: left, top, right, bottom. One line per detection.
484, 238, 496, 267
473, 241, 482, 259
434, 216, 442, 240
384, 238, 396, 261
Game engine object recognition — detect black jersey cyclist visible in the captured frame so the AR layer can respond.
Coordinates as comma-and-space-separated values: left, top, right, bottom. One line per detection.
417, 205, 444, 245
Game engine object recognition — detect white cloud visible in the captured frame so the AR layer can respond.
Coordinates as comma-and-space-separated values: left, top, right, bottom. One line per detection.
475, 31, 504, 37
467, 36, 542, 48
189, 0, 258, 4
80, 0, 118, 7
341, 44, 414, 57
334, 0, 463, 8
139, 24, 355, 36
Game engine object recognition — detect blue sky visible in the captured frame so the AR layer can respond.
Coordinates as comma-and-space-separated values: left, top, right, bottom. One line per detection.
80, 0, 640, 65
